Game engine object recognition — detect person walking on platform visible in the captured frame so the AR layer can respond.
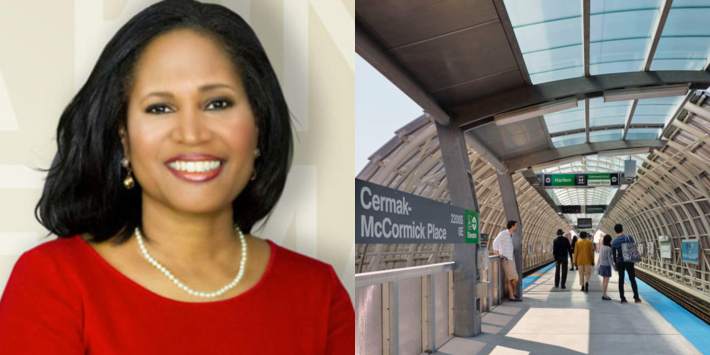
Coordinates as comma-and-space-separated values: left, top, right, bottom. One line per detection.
573, 232, 594, 292
599, 234, 614, 300
612, 224, 641, 304
493, 221, 521, 302
553, 229, 572, 289
570, 235, 579, 271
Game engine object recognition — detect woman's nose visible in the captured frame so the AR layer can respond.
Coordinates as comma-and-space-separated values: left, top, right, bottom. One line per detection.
172, 107, 211, 145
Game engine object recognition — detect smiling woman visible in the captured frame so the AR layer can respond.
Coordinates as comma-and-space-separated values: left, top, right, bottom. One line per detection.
0, 1, 353, 354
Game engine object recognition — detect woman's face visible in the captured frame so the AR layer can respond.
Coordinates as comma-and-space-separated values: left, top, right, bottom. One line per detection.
122, 29, 258, 216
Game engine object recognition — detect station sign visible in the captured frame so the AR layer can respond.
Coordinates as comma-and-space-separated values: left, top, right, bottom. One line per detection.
682, 239, 699, 264
660, 236, 672, 259
543, 173, 619, 188
356, 179, 476, 244
480, 234, 489, 248
585, 205, 607, 213
561, 205, 582, 213
577, 218, 592, 229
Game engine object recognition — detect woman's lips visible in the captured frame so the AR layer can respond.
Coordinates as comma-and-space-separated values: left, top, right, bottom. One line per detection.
167, 164, 224, 183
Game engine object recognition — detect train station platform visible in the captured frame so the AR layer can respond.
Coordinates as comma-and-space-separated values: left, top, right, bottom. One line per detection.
435, 260, 710, 355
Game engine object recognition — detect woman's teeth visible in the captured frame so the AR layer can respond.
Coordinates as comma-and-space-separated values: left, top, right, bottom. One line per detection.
167, 161, 222, 173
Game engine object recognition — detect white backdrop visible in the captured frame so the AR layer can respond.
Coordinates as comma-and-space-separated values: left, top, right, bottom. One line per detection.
0, 0, 354, 298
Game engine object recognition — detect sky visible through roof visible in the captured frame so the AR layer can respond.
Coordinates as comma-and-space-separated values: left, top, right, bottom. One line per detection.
355, 54, 422, 173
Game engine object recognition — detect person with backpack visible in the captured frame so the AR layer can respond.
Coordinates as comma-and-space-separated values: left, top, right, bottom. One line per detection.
573, 232, 594, 292
611, 224, 641, 304
553, 229, 572, 289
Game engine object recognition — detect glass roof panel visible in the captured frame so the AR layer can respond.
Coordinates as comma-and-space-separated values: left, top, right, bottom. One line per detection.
552, 132, 586, 148
630, 96, 684, 125
626, 128, 661, 140
589, 98, 630, 127
545, 100, 586, 133
590, 129, 623, 142
504, 0, 584, 84
649, 5, 710, 71
589, 1, 661, 75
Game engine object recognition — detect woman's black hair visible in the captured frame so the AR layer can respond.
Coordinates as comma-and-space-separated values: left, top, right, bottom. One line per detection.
603, 234, 612, 246
35, 0, 292, 244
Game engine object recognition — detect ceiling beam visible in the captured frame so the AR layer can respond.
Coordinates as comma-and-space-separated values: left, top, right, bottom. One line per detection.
493, 0, 532, 86
453, 71, 710, 129
643, 0, 674, 71
584, 99, 590, 143
620, 0, 674, 143
621, 100, 639, 140
520, 169, 563, 216
550, 124, 667, 138
583, 0, 591, 77
539, 116, 555, 149
355, 22, 451, 126
463, 132, 508, 173
504, 140, 666, 172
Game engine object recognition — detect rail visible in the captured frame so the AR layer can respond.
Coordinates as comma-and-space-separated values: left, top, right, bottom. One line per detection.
355, 256, 505, 355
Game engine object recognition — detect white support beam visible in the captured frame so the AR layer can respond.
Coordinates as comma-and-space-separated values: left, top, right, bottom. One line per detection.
583, 0, 591, 76
585, 99, 590, 143
643, 0, 674, 71
622, 100, 639, 140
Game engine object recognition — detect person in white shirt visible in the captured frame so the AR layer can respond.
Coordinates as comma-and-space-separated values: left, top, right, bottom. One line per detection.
492, 220, 521, 302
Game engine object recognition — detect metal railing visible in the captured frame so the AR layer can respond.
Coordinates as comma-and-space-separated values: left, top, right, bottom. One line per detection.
355, 256, 505, 355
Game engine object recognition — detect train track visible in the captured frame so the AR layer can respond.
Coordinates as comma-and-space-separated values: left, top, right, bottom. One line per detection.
634, 268, 710, 326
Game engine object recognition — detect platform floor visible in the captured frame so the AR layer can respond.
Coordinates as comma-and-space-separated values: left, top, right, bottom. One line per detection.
434, 260, 705, 355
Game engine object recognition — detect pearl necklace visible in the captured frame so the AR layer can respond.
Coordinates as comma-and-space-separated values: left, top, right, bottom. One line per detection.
134, 225, 247, 298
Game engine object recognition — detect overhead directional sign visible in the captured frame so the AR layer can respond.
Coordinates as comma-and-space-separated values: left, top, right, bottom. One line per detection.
561, 205, 582, 213
543, 173, 619, 188
585, 205, 607, 213
587, 173, 619, 186
356, 179, 476, 244
577, 218, 592, 229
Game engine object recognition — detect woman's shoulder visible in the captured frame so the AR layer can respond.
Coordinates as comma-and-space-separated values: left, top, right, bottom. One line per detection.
17, 235, 86, 266
5, 236, 89, 298
269, 241, 333, 271
267, 240, 339, 284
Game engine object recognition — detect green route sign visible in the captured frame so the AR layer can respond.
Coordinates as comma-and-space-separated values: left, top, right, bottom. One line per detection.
545, 174, 576, 186
465, 210, 479, 244
543, 173, 619, 188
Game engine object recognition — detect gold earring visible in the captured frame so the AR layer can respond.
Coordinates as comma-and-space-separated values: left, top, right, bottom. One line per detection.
254, 148, 261, 158
250, 169, 257, 181
121, 157, 135, 190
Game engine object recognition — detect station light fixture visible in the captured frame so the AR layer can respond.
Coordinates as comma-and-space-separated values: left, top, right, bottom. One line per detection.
603, 84, 688, 103
494, 97, 578, 126
597, 148, 651, 158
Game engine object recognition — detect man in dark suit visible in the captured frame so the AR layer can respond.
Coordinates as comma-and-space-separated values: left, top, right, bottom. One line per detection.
553, 229, 573, 289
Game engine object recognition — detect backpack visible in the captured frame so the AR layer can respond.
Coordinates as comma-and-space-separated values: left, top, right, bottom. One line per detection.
621, 235, 642, 263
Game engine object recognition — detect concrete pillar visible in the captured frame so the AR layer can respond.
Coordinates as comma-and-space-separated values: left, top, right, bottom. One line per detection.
435, 121, 480, 337
497, 172, 523, 298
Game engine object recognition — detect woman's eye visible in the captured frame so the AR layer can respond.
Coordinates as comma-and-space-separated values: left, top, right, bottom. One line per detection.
206, 99, 233, 110
145, 104, 173, 114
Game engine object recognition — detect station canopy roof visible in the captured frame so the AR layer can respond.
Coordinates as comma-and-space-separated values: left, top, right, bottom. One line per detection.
356, 0, 710, 227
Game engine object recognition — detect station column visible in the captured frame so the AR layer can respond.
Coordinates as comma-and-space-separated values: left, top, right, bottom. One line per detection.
435, 120, 480, 337
497, 172, 523, 298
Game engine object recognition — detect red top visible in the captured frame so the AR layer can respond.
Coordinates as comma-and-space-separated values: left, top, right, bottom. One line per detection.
0, 236, 354, 354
